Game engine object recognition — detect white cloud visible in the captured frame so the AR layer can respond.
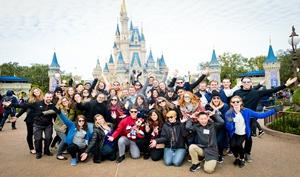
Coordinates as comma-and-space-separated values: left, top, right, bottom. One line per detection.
0, 0, 300, 79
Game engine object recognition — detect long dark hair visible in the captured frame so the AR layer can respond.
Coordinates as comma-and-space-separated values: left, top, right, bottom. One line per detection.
147, 109, 164, 129
75, 115, 88, 131
134, 95, 148, 109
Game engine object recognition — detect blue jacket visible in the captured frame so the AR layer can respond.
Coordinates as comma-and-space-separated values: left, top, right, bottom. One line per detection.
225, 108, 276, 138
58, 113, 91, 145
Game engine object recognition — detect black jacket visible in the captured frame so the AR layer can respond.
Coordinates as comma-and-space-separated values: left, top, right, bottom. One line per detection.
156, 121, 187, 149
14, 101, 56, 126
233, 85, 286, 110
76, 100, 110, 123
186, 114, 224, 161
85, 126, 105, 153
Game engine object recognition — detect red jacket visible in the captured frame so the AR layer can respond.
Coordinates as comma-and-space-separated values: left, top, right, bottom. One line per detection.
112, 116, 144, 140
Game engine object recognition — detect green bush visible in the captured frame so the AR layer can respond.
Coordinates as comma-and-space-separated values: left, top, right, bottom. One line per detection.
268, 112, 300, 135
293, 88, 300, 105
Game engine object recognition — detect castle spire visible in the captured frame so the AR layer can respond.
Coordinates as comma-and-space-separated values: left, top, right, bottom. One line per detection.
50, 52, 60, 68
115, 24, 120, 36
209, 49, 219, 67
120, 0, 127, 16
265, 44, 277, 63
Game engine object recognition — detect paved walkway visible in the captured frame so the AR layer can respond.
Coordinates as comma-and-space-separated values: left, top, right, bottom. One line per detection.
0, 116, 300, 177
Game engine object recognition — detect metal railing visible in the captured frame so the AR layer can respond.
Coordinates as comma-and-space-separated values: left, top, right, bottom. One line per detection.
263, 106, 300, 135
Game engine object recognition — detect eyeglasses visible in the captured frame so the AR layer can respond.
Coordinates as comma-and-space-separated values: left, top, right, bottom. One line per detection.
176, 82, 183, 84
242, 81, 251, 84
78, 120, 85, 122
158, 100, 166, 104
130, 111, 138, 113
166, 116, 175, 119
212, 97, 220, 100
231, 101, 240, 104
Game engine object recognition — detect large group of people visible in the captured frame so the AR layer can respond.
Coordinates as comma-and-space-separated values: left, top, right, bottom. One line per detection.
0, 70, 297, 174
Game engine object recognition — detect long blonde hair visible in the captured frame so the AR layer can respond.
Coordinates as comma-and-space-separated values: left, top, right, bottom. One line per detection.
28, 88, 44, 103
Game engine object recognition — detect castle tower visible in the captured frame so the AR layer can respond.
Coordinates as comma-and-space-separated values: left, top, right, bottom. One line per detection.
92, 58, 102, 79
48, 51, 61, 92
102, 0, 168, 83
263, 43, 281, 88
208, 49, 221, 83
119, 0, 130, 62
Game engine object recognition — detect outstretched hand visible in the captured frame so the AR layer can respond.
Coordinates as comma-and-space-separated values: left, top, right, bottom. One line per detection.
285, 77, 297, 87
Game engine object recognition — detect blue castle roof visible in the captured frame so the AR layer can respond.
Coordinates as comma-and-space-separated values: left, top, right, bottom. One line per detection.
131, 52, 142, 67
209, 49, 219, 66
239, 70, 265, 77
141, 33, 145, 41
117, 52, 125, 64
50, 52, 60, 68
103, 63, 109, 72
130, 21, 133, 31
130, 28, 141, 43
113, 42, 117, 48
109, 54, 114, 64
0, 76, 28, 83
265, 45, 277, 63
115, 24, 120, 36
159, 54, 166, 67
147, 50, 154, 63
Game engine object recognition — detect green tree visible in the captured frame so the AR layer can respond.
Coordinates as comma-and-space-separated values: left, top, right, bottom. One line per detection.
219, 53, 249, 85
247, 55, 265, 71
277, 49, 300, 84
0, 62, 49, 92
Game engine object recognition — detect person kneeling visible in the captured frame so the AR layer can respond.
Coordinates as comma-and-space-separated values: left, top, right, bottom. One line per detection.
186, 111, 224, 173
150, 110, 187, 167
108, 107, 145, 163
81, 114, 116, 163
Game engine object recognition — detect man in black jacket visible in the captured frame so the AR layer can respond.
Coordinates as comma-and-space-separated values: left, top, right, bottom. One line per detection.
18, 92, 57, 159
233, 76, 297, 162
75, 93, 110, 134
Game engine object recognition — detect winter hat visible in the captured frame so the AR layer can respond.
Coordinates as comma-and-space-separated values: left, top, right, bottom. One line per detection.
6, 90, 13, 96
211, 90, 220, 98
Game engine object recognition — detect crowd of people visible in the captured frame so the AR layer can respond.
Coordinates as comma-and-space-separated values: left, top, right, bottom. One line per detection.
0, 70, 297, 174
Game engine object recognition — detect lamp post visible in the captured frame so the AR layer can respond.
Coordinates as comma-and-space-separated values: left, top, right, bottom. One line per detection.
288, 26, 300, 87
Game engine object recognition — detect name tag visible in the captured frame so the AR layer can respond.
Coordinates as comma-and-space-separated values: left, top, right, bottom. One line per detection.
203, 129, 210, 134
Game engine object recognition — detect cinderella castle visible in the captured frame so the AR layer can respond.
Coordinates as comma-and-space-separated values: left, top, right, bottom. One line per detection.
95, 0, 168, 82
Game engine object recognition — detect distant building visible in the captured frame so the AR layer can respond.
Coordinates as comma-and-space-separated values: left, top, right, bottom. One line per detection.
0, 76, 31, 96
208, 49, 221, 83
237, 44, 281, 88
101, 0, 168, 83
48, 52, 61, 92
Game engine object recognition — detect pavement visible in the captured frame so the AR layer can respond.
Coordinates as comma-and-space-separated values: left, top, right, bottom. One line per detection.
0, 116, 300, 177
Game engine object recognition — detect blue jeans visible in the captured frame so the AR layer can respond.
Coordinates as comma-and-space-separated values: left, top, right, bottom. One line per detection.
87, 122, 94, 135
56, 131, 66, 156
163, 148, 186, 166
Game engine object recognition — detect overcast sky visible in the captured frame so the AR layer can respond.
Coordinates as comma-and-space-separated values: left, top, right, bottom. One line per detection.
1, 0, 300, 79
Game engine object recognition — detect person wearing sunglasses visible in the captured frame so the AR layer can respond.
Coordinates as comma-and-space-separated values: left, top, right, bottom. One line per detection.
225, 95, 279, 168
154, 97, 179, 121
233, 76, 297, 163
108, 106, 145, 163
51, 107, 91, 166
186, 111, 224, 173
205, 90, 229, 163
149, 110, 187, 167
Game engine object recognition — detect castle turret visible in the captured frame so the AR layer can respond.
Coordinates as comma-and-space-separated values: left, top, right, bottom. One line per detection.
208, 49, 221, 83
119, 0, 130, 62
92, 58, 102, 79
263, 43, 281, 88
48, 51, 61, 91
